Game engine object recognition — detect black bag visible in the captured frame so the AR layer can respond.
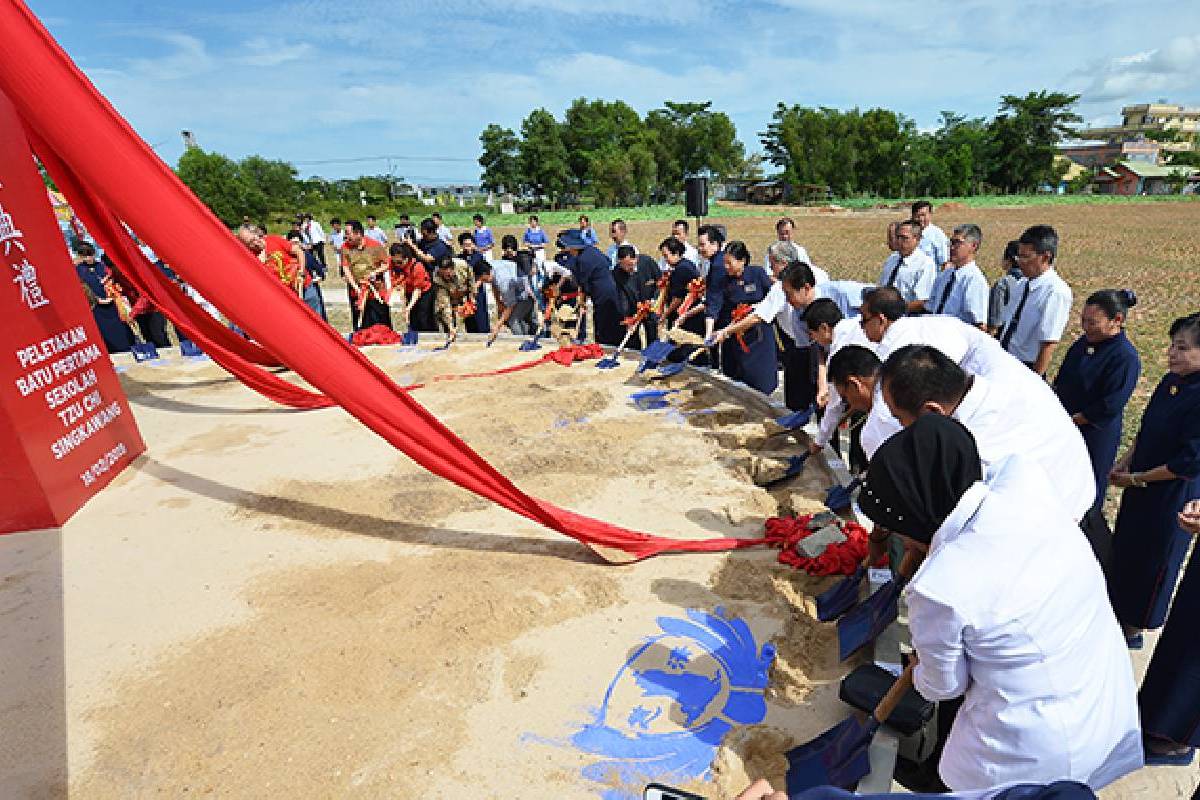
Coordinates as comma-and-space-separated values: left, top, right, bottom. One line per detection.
838, 663, 935, 736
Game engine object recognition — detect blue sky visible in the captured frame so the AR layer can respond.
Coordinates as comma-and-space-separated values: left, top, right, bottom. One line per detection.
27, 0, 1200, 184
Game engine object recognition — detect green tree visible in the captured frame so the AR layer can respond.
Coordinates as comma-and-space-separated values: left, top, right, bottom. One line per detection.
646, 101, 745, 188
176, 147, 259, 225
478, 123, 521, 193
561, 98, 642, 193
239, 155, 299, 210
518, 108, 572, 204
985, 90, 1081, 192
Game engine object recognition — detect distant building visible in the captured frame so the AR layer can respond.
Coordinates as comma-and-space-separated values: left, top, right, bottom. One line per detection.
1076, 102, 1198, 154
414, 183, 487, 205
1060, 138, 1160, 169
1092, 161, 1198, 195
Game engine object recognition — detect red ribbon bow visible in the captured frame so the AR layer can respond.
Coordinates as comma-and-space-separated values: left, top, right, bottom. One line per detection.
675, 278, 706, 319
622, 299, 653, 328
730, 303, 753, 353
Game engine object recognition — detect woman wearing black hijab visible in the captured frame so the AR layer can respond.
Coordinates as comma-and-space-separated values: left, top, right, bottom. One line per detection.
859, 414, 1141, 793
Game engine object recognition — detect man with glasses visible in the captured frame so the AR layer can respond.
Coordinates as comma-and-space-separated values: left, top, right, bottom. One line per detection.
877, 219, 936, 313
996, 225, 1072, 376
919, 223, 989, 327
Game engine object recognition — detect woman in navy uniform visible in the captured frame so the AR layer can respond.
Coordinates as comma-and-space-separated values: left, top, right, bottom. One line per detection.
660, 237, 705, 362
707, 240, 778, 395
556, 229, 622, 346
1107, 312, 1200, 652
1138, 495, 1200, 765
1053, 289, 1141, 518
74, 242, 134, 353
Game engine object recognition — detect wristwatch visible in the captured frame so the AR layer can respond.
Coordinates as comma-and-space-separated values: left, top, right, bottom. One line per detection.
1130, 472, 1147, 488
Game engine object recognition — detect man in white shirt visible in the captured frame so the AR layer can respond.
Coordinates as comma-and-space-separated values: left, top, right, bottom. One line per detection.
299, 212, 326, 269
912, 199, 949, 269
669, 218, 699, 268
328, 217, 345, 252
364, 214, 389, 245
801, 298, 874, 470
858, 417, 1142, 792
769, 217, 811, 265
878, 219, 936, 313
877, 343, 1097, 524
809, 335, 875, 458
765, 241, 819, 282
606, 218, 636, 267
997, 224, 1072, 376
432, 212, 453, 247
723, 262, 835, 414
921, 223, 989, 327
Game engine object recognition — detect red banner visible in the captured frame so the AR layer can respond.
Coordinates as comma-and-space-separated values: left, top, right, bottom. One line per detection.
0, 88, 143, 533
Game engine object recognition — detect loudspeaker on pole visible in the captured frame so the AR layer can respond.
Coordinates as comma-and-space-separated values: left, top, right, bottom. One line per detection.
684, 176, 708, 218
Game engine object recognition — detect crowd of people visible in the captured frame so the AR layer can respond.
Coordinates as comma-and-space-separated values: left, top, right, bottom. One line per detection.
67, 200, 1200, 796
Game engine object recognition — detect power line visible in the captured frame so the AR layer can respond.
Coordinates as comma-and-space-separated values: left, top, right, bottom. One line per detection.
292, 154, 476, 166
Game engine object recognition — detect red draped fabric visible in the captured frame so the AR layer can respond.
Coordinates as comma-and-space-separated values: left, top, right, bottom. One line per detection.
0, 0, 766, 560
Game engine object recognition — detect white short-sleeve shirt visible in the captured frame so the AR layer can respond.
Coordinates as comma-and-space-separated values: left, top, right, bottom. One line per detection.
878, 249, 937, 304
928, 261, 989, 325
998, 268, 1072, 363
918, 223, 949, 268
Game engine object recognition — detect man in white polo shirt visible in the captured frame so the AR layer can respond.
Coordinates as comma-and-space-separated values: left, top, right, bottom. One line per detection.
997, 224, 1072, 376
922, 223, 989, 327
912, 199, 949, 269
878, 219, 936, 313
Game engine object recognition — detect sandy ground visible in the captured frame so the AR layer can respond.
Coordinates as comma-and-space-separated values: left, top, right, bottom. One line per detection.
2, 331, 1197, 798
1, 340, 854, 799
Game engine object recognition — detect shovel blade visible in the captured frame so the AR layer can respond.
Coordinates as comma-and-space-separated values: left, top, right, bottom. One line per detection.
775, 405, 815, 430
402, 329, 419, 346
596, 355, 620, 369
825, 477, 862, 511
837, 580, 901, 661
785, 715, 876, 793
131, 342, 159, 362
815, 566, 867, 622
763, 453, 811, 489
518, 337, 542, 351
179, 339, 203, 358
657, 362, 685, 378
642, 339, 674, 364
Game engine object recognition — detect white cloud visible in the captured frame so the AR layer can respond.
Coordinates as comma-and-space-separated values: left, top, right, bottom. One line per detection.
237, 37, 315, 67
1075, 34, 1200, 105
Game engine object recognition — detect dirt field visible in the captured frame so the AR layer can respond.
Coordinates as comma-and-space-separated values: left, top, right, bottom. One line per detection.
3, 202, 1198, 799
3, 341, 865, 799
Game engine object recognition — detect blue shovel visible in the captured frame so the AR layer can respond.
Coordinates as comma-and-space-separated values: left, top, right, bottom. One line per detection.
816, 563, 868, 622
775, 404, 816, 430
636, 339, 676, 372
657, 341, 711, 377
629, 388, 680, 411
762, 452, 812, 489
785, 662, 916, 793
131, 339, 159, 362
825, 476, 863, 511
402, 327, 419, 346
836, 550, 920, 661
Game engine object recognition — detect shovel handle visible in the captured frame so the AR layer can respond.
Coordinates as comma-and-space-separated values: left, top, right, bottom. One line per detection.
897, 548, 923, 581
872, 661, 916, 724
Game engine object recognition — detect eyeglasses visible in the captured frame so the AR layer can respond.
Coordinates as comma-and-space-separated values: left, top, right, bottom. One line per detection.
949, 239, 967, 247
859, 314, 880, 329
